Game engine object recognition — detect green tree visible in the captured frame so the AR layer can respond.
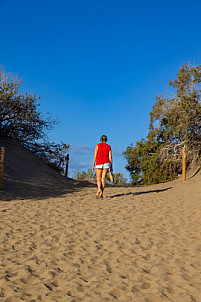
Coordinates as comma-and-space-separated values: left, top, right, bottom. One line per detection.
0, 67, 54, 142
124, 63, 201, 185
150, 63, 201, 166
0, 67, 69, 173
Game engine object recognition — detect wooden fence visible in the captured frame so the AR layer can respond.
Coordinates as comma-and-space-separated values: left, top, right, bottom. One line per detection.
0, 147, 5, 190
182, 146, 186, 182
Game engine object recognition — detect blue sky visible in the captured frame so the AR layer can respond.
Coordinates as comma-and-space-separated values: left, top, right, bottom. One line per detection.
1, 0, 201, 179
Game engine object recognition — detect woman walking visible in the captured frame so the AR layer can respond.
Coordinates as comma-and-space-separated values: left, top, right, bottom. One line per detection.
92, 135, 113, 198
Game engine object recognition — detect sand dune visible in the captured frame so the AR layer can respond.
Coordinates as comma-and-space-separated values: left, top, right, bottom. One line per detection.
0, 137, 93, 201
0, 138, 201, 301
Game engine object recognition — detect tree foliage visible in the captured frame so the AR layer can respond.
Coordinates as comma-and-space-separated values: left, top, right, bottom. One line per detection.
106, 172, 127, 185
73, 169, 96, 181
73, 169, 127, 185
0, 67, 69, 174
124, 63, 201, 185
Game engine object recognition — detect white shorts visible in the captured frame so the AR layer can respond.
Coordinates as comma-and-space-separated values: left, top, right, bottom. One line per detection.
96, 163, 110, 169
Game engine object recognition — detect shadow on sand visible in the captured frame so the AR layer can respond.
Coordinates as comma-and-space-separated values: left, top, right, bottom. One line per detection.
0, 177, 96, 202
109, 187, 173, 199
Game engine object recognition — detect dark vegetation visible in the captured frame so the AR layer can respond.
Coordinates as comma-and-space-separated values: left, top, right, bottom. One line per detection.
0, 67, 69, 174
123, 63, 201, 185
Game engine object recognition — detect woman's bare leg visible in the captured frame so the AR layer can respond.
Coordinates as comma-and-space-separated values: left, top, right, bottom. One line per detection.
100, 168, 109, 197
96, 168, 103, 197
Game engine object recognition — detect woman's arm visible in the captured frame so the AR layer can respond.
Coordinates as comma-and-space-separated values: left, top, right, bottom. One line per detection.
92, 145, 98, 172
109, 149, 113, 172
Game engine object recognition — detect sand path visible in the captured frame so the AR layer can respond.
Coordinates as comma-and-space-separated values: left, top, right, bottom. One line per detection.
0, 175, 201, 302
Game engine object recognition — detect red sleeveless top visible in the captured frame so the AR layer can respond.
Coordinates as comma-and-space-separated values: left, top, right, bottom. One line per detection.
96, 143, 111, 165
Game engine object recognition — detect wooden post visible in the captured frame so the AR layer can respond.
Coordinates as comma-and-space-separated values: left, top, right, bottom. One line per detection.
0, 147, 5, 190
64, 154, 69, 177
182, 146, 186, 183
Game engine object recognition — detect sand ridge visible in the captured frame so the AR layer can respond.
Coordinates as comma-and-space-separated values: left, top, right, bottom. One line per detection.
0, 174, 201, 302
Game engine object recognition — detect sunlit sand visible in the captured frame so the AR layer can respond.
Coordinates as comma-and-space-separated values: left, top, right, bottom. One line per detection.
0, 139, 201, 301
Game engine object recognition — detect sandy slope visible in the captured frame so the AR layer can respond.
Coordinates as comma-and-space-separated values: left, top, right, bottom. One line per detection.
0, 138, 201, 301
0, 137, 81, 201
